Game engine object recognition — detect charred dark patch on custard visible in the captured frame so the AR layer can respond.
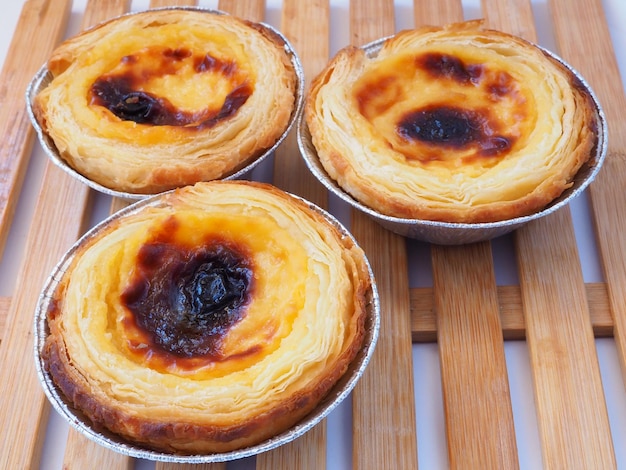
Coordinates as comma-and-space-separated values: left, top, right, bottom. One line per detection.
89, 47, 251, 128
397, 105, 513, 158
418, 52, 484, 84
121, 216, 253, 359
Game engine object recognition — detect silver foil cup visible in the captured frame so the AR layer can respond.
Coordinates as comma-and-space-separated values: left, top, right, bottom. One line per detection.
33, 187, 380, 463
26, 7, 305, 201
297, 37, 607, 245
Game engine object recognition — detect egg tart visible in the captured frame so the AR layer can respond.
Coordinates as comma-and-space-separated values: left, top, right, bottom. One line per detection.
304, 20, 600, 223
32, 8, 299, 195
39, 181, 373, 455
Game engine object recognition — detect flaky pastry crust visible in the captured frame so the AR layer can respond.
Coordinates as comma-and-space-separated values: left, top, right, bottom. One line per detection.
305, 20, 599, 223
34, 9, 297, 194
42, 181, 370, 454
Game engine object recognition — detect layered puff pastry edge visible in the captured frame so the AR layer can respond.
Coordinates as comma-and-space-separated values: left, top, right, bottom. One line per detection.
41, 181, 371, 454
33, 9, 298, 194
304, 20, 600, 223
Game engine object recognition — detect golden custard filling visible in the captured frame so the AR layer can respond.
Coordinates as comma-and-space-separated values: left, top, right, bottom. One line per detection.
353, 46, 536, 170
82, 23, 255, 144
65, 210, 307, 381
90, 46, 252, 129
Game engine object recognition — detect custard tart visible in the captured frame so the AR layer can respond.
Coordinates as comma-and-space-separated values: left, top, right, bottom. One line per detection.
39, 181, 373, 454
32, 8, 300, 195
304, 20, 600, 223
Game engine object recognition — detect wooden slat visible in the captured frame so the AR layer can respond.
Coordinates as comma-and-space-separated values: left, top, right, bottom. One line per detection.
257, 1, 330, 468
150, 0, 197, 7
414, 0, 463, 27
433, 244, 518, 468
412, 1, 518, 468
218, 0, 264, 20
410, 282, 614, 342
0, 295, 9, 341
272, 0, 330, 208
549, 0, 626, 391
138, 6, 226, 470
516, 214, 617, 469
0, 167, 92, 470
482, 1, 617, 468
351, 217, 417, 469
63, 430, 132, 470
0, 0, 70, 264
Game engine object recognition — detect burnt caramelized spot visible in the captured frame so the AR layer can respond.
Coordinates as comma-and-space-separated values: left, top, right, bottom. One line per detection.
89, 47, 251, 128
418, 52, 484, 84
121, 219, 253, 359
397, 105, 513, 158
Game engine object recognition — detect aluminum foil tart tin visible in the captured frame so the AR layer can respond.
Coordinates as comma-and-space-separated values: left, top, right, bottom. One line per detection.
297, 36, 608, 245
26, 6, 305, 201
33, 188, 380, 463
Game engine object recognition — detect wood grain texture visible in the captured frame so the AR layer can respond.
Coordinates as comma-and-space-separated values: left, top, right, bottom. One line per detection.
433, 243, 519, 469
548, 0, 626, 397
516, 212, 616, 469
272, 0, 330, 209
63, 430, 133, 470
349, 3, 417, 469
1, 1, 623, 469
149, 0, 197, 7
0, 167, 91, 470
351, 215, 418, 469
482, 1, 617, 468
218, 0, 264, 21
414, 0, 463, 27
0, 0, 71, 264
410, 283, 614, 342
0, 295, 9, 342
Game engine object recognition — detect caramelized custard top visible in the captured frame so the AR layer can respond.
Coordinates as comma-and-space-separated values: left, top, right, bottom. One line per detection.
120, 215, 255, 370
89, 46, 252, 128
355, 51, 530, 165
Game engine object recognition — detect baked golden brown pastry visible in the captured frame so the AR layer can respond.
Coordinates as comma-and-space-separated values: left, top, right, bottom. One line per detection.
304, 20, 599, 223
33, 9, 298, 195
41, 181, 371, 454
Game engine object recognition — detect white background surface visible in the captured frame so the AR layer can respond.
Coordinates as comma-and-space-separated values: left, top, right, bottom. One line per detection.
1, 1, 625, 469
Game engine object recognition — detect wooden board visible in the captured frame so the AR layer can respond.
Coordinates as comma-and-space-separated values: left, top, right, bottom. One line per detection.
0, 0, 623, 469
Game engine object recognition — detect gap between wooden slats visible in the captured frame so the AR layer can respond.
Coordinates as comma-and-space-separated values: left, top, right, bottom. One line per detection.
483, 0, 617, 468
349, 2, 419, 470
